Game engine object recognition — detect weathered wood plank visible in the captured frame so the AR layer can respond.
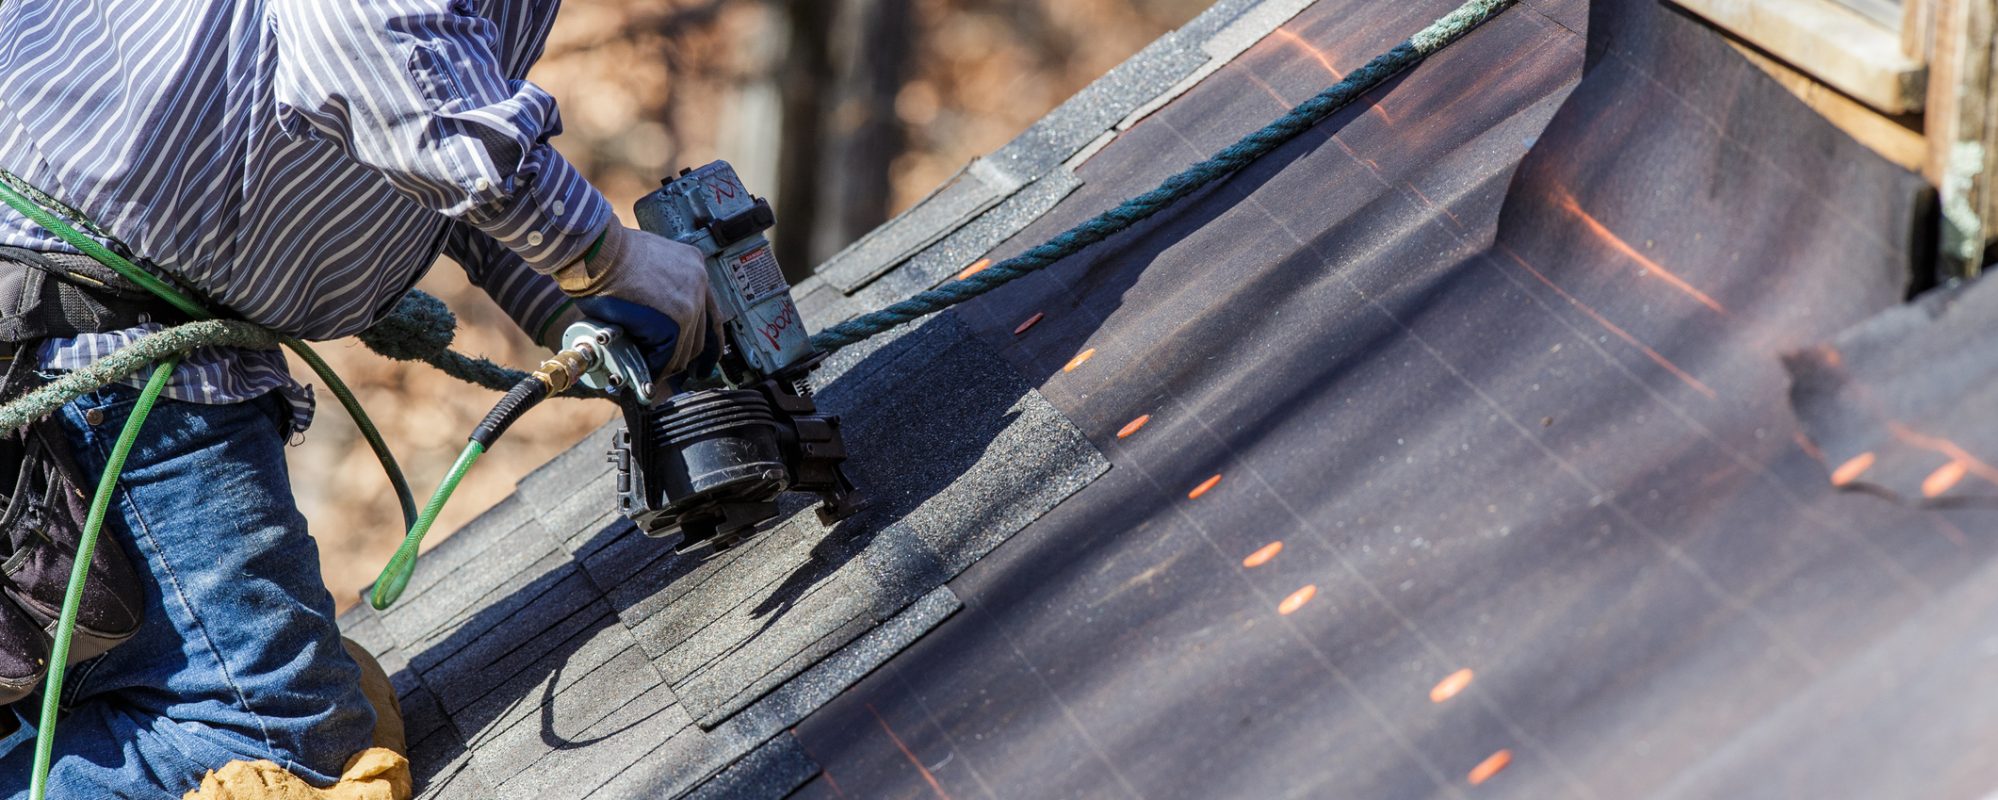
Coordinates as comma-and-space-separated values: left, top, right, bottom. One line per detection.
1925, 0, 1998, 275
1674, 0, 1927, 112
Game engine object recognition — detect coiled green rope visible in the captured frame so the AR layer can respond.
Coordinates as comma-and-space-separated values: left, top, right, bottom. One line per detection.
0, 320, 272, 431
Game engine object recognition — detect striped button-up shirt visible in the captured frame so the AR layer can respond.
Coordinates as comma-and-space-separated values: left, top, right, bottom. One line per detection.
0, 0, 608, 432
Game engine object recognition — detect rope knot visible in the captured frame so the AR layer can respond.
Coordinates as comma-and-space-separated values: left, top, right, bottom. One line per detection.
357, 290, 458, 362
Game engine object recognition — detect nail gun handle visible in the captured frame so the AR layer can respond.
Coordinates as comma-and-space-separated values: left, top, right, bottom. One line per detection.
635, 161, 815, 382
561, 319, 658, 406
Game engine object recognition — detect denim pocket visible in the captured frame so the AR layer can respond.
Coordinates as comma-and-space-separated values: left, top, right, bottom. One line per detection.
255, 391, 291, 439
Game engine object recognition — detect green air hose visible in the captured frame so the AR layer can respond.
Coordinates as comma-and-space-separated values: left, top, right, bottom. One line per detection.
371, 373, 550, 609
370, 441, 483, 611
0, 178, 418, 797
0, 178, 420, 528
0, 175, 562, 791
282, 343, 418, 525
29, 358, 176, 800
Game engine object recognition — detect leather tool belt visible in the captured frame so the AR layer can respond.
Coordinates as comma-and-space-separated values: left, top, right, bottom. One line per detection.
0, 247, 181, 704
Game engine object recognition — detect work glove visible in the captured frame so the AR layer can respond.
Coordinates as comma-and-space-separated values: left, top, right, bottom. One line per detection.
535, 302, 587, 352
552, 217, 720, 382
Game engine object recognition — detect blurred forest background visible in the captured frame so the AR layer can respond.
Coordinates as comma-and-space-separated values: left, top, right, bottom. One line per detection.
290, 0, 1207, 610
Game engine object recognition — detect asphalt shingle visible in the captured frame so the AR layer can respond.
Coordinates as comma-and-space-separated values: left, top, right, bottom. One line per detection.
448, 606, 642, 748
681, 734, 820, 800
465, 643, 671, 789
589, 587, 960, 798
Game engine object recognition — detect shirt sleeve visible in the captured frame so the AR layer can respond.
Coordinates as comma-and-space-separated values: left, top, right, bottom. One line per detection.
443, 224, 573, 339
270, 0, 610, 272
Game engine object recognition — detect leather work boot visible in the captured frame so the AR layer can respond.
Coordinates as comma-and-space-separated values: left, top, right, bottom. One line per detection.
0, 430, 146, 666
0, 591, 47, 704
343, 637, 406, 755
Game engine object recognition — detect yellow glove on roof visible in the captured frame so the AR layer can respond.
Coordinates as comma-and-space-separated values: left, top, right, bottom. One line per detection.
181, 748, 411, 800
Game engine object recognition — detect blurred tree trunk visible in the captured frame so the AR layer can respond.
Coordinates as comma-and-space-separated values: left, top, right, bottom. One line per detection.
775, 0, 835, 279
822, 0, 914, 259
773, 0, 914, 279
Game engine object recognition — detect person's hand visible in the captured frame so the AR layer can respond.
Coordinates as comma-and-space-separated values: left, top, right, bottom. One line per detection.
552, 217, 719, 381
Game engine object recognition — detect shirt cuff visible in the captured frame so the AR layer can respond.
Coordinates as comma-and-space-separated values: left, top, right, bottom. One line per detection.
468, 252, 573, 341
461, 143, 612, 272
516, 279, 575, 344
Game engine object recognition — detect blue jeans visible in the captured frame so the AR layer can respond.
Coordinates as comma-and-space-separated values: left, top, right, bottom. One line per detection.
0, 385, 374, 798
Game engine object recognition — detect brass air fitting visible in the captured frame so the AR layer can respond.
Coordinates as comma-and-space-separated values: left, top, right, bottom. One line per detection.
532, 347, 592, 394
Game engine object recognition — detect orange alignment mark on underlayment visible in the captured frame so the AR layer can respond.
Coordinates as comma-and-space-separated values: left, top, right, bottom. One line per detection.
955, 258, 991, 281
1829, 452, 1875, 487
1550, 186, 1727, 315
1923, 460, 1968, 498
1063, 348, 1096, 372
1468, 749, 1513, 785
1496, 243, 1718, 399
868, 704, 954, 800
1013, 312, 1044, 335
1889, 422, 1998, 489
1278, 584, 1317, 615
1270, 29, 1394, 124
1188, 474, 1223, 499
1242, 541, 1283, 568
1430, 668, 1474, 703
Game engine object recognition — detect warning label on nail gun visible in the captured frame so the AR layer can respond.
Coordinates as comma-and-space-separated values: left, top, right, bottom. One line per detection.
728, 245, 785, 304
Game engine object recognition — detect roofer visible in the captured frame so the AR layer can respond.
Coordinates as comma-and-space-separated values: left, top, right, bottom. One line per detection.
0, 1, 712, 796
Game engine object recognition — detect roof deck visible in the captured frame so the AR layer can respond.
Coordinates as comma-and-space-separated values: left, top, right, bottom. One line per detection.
340, 0, 1998, 795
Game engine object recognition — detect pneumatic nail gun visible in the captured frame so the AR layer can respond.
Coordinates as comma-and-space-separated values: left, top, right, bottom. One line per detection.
556, 161, 862, 556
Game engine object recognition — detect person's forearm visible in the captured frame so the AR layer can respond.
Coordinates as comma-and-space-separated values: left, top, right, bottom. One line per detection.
456, 145, 611, 270
446, 225, 583, 346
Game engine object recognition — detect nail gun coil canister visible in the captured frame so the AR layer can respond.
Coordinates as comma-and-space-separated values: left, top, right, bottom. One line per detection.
616, 389, 789, 551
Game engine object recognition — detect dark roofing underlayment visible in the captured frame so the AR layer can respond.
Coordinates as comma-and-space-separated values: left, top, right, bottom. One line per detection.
1786, 274, 1998, 507
339, 0, 1998, 796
